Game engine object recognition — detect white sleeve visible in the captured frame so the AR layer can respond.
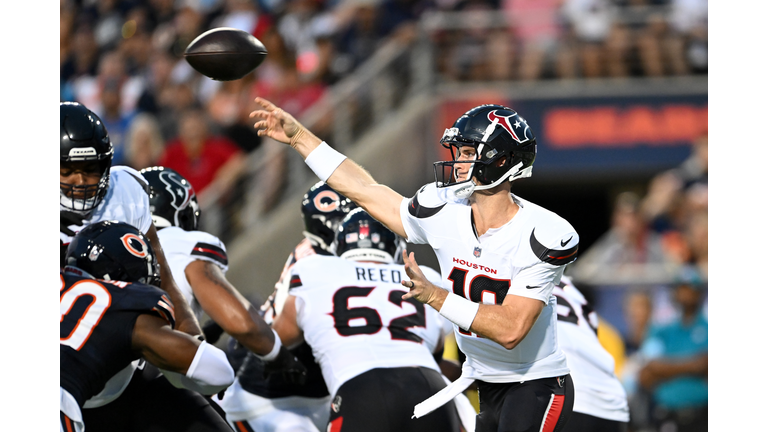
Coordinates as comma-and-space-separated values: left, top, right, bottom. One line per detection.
160, 341, 234, 395
508, 262, 563, 304
399, 196, 428, 244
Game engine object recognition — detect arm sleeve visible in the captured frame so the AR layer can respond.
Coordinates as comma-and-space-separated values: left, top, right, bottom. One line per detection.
508, 262, 564, 303
399, 196, 428, 244
160, 341, 234, 395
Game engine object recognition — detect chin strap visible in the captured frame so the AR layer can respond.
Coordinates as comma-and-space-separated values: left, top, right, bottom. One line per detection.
451, 161, 531, 199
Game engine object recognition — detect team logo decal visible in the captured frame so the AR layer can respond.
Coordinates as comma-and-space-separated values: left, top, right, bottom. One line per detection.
487, 110, 530, 144
473, 246, 482, 258
313, 190, 340, 213
159, 171, 193, 211
121, 233, 149, 258
358, 223, 370, 238
331, 395, 342, 413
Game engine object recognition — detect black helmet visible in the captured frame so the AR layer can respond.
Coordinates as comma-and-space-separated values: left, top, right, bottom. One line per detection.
435, 104, 536, 198
140, 166, 200, 231
301, 181, 357, 252
64, 220, 161, 287
60, 101, 114, 213
335, 208, 405, 264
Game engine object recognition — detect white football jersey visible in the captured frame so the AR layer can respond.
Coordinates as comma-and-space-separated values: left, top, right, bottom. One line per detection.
60, 166, 153, 246
157, 226, 229, 320
554, 276, 629, 422
399, 183, 578, 383
262, 237, 322, 325
289, 255, 444, 397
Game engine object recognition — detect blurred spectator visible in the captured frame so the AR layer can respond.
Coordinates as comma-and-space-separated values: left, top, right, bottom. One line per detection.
641, 130, 708, 270
332, 0, 387, 78
91, 0, 126, 51
623, 289, 654, 356
667, 0, 708, 74
559, 0, 624, 78
124, 113, 166, 171
72, 50, 145, 119
98, 77, 137, 166
207, 73, 264, 153
571, 191, 672, 283
502, 0, 563, 80
211, 0, 273, 37
443, 1, 497, 81
638, 266, 708, 432
618, 289, 655, 432
250, 55, 328, 119
277, 0, 337, 84
158, 108, 247, 207
60, 23, 100, 83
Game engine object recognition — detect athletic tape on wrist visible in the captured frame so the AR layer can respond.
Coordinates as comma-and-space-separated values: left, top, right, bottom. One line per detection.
304, 141, 347, 182
439, 293, 479, 331
255, 328, 282, 362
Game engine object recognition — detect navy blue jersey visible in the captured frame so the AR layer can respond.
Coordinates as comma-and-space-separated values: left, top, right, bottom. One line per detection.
60, 272, 176, 407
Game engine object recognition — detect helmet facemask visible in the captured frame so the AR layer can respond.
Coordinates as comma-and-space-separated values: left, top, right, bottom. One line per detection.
60, 158, 112, 213
434, 106, 536, 199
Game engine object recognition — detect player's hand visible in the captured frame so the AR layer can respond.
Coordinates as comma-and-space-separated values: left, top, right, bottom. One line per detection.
250, 97, 303, 145
263, 345, 308, 386
201, 320, 225, 345
401, 251, 441, 305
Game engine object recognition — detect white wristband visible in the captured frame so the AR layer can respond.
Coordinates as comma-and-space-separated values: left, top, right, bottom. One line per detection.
255, 328, 282, 362
304, 141, 347, 182
439, 293, 479, 332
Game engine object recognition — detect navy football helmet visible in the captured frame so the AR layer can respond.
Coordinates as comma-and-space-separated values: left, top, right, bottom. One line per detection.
140, 166, 200, 231
60, 102, 114, 213
335, 208, 405, 264
64, 220, 162, 287
435, 104, 536, 198
301, 181, 357, 252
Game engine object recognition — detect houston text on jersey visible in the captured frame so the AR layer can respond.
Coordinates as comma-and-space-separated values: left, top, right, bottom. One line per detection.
452, 257, 498, 274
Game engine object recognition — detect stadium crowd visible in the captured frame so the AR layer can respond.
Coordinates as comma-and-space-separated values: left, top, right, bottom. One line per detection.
60, 0, 707, 431
59, 0, 708, 211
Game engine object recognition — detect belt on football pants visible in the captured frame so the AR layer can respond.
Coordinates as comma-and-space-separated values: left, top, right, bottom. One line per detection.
412, 375, 475, 419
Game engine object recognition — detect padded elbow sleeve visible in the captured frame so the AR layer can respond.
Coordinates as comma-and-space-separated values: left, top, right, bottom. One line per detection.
162, 341, 234, 395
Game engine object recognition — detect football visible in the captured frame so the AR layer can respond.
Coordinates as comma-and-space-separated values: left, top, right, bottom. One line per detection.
184, 27, 268, 81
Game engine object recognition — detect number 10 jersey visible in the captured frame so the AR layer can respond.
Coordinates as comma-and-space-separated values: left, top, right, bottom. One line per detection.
399, 183, 579, 383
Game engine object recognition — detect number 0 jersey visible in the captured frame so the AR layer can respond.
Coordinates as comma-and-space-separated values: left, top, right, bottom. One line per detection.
156, 226, 228, 320
289, 255, 444, 397
399, 183, 578, 383
60, 272, 176, 408
554, 276, 629, 422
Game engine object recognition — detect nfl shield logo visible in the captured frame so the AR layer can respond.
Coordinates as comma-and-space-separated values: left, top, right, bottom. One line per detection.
473, 246, 482, 258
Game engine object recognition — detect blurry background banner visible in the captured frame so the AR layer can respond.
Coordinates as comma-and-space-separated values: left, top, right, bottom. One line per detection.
437, 94, 708, 178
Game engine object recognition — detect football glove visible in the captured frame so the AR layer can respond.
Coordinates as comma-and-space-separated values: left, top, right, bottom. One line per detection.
263, 346, 308, 386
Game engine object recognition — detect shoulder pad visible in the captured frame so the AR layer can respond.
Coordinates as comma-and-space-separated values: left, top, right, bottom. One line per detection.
191, 239, 228, 267
111, 165, 150, 195
407, 183, 447, 219
529, 227, 579, 266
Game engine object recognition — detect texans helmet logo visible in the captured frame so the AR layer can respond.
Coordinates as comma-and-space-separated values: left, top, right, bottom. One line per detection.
487, 110, 531, 144
159, 171, 193, 211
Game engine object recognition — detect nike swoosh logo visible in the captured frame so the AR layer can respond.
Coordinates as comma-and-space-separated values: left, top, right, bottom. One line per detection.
561, 236, 573, 247
526, 285, 539, 289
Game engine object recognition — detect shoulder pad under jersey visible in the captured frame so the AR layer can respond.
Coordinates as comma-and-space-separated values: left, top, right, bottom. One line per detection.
407, 183, 448, 219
